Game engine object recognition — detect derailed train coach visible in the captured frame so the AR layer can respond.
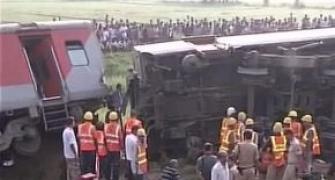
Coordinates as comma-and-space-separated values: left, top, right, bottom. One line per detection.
0, 21, 107, 156
133, 28, 335, 158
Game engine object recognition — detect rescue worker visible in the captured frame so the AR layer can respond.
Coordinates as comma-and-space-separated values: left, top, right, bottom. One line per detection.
125, 110, 143, 135
77, 111, 96, 175
136, 128, 148, 180
233, 130, 259, 180
288, 110, 303, 139
236, 112, 247, 142
104, 111, 123, 180
265, 122, 287, 180
282, 129, 303, 180
219, 117, 237, 154
301, 114, 321, 174
243, 118, 258, 146
221, 107, 237, 128
283, 117, 292, 131
95, 121, 108, 180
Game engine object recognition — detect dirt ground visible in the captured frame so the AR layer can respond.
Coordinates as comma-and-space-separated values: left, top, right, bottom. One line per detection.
0, 132, 200, 180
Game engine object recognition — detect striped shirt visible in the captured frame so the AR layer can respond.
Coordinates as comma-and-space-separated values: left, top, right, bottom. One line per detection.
161, 165, 181, 180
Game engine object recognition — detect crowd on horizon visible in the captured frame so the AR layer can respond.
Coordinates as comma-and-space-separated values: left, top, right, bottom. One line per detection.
92, 13, 335, 52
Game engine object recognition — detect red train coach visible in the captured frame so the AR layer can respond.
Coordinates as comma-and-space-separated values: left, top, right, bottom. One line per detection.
0, 20, 107, 156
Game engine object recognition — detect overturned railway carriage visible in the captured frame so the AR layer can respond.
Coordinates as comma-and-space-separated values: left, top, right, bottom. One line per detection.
133, 28, 335, 158
0, 21, 107, 155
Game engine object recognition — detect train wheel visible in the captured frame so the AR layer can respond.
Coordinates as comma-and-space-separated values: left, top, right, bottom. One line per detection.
13, 125, 41, 156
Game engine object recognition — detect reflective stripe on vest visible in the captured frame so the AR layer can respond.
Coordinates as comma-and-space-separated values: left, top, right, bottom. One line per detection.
302, 127, 320, 155
270, 135, 287, 167
291, 122, 302, 138
78, 122, 96, 151
96, 131, 107, 156
235, 122, 243, 141
104, 122, 121, 152
220, 129, 233, 152
137, 145, 148, 173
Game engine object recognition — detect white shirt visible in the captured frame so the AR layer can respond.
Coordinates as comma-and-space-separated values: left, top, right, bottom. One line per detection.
62, 127, 78, 159
211, 161, 230, 180
125, 133, 138, 161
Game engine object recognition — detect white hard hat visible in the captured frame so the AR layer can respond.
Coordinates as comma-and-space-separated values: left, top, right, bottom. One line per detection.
227, 107, 236, 116
83, 111, 93, 121
109, 111, 118, 121
245, 118, 254, 125
238, 112, 247, 121
288, 110, 298, 117
283, 117, 292, 124
301, 115, 313, 123
273, 122, 283, 133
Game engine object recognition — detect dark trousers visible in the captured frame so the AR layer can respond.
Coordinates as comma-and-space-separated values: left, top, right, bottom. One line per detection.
105, 151, 121, 180
134, 174, 143, 180
99, 156, 108, 179
80, 151, 96, 174
126, 160, 135, 180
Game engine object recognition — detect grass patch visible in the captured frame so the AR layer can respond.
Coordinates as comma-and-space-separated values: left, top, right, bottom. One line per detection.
1, 0, 335, 23
104, 51, 133, 89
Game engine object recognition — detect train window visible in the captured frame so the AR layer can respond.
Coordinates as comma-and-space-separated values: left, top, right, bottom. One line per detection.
66, 41, 89, 66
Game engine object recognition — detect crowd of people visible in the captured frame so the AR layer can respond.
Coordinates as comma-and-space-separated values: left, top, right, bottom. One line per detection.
62, 85, 334, 180
195, 108, 332, 180
93, 13, 335, 52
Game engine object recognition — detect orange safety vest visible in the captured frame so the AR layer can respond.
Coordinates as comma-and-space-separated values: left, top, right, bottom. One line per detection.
78, 122, 96, 151
235, 122, 244, 142
125, 118, 142, 134
270, 135, 287, 167
95, 130, 107, 157
104, 122, 122, 152
291, 121, 303, 139
219, 129, 234, 152
137, 144, 148, 173
302, 126, 320, 155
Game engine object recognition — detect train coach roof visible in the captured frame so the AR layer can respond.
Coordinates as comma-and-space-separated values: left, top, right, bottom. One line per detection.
0, 20, 93, 33
134, 40, 221, 55
216, 28, 335, 48
134, 41, 195, 55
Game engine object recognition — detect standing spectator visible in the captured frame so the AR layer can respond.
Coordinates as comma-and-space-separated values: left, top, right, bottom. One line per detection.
135, 128, 148, 180
62, 117, 80, 180
95, 122, 108, 180
196, 143, 217, 180
94, 100, 109, 124
77, 111, 96, 175
125, 126, 140, 180
161, 159, 182, 180
111, 83, 124, 113
211, 151, 230, 180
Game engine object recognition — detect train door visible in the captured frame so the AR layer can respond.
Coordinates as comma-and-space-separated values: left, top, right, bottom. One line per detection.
21, 36, 63, 99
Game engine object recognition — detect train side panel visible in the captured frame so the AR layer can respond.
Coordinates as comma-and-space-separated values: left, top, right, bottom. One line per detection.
0, 32, 39, 111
